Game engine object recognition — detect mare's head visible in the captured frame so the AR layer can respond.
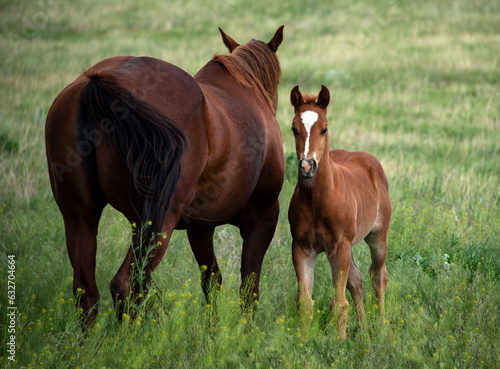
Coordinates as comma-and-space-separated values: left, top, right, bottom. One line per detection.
214, 26, 284, 113
290, 85, 331, 180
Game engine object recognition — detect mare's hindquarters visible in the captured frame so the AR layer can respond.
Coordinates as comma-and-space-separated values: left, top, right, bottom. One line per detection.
46, 64, 188, 326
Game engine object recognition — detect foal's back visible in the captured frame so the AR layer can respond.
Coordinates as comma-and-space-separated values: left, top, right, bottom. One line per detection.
329, 148, 390, 245
330, 148, 389, 194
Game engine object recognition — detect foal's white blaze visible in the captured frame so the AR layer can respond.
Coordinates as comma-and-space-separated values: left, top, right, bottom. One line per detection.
300, 110, 319, 158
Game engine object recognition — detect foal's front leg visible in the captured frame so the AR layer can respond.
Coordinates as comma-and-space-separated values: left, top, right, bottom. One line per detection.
292, 242, 318, 334
326, 240, 351, 341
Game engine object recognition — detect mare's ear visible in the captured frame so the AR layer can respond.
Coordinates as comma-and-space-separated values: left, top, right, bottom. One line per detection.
267, 25, 284, 52
317, 85, 330, 110
218, 27, 240, 52
290, 85, 303, 109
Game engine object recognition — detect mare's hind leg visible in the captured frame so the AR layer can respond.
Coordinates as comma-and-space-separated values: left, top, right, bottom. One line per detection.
346, 249, 366, 326
238, 200, 280, 313
187, 227, 222, 304
49, 162, 105, 328
109, 243, 133, 319
57, 195, 104, 328
110, 216, 179, 317
64, 213, 102, 328
364, 230, 388, 319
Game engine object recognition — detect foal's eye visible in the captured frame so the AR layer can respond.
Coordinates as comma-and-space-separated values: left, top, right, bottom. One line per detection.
291, 127, 298, 136
320, 128, 328, 136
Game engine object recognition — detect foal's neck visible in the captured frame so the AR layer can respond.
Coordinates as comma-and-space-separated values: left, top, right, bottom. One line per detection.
299, 139, 336, 193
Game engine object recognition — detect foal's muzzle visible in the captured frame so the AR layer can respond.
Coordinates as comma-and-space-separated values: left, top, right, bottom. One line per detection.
299, 158, 317, 179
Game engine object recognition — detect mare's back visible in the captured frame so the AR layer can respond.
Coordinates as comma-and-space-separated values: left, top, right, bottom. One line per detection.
88, 56, 205, 125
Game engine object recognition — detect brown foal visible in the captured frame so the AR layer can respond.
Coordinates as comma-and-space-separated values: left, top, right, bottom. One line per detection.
288, 85, 391, 340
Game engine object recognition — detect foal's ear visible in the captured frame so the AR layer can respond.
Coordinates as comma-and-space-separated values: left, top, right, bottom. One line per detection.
290, 85, 303, 109
317, 85, 330, 110
218, 27, 240, 53
267, 25, 284, 52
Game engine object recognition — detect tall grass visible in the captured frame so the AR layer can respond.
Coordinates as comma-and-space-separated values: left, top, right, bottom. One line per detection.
1, 0, 499, 367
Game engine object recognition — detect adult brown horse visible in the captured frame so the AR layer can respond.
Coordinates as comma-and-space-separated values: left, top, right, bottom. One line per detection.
45, 26, 285, 328
288, 85, 391, 340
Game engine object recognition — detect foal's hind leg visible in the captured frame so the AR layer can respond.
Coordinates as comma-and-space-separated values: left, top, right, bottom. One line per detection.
187, 227, 222, 304
346, 249, 366, 327
364, 230, 388, 319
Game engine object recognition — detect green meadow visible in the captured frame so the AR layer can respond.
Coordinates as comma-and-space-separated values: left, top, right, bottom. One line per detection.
1, 0, 499, 367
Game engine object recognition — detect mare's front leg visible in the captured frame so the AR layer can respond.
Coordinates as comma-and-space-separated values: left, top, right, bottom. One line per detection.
187, 227, 222, 305
238, 200, 280, 313
326, 239, 352, 341
292, 242, 318, 334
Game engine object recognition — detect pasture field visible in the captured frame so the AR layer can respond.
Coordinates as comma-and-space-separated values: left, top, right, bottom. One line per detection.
1, 0, 499, 367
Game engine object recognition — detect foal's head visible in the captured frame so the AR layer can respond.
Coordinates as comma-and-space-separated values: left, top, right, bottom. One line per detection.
290, 85, 331, 179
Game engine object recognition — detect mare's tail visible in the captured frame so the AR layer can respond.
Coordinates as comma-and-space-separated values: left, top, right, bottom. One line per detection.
79, 71, 186, 284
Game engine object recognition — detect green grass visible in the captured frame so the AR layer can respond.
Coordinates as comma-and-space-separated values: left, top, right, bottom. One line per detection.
1, 0, 499, 367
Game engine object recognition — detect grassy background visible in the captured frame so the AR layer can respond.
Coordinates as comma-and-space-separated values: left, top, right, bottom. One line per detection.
1, 0, 499, 367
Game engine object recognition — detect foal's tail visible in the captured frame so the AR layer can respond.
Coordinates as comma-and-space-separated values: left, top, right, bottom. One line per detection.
79, 71, 186, 277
